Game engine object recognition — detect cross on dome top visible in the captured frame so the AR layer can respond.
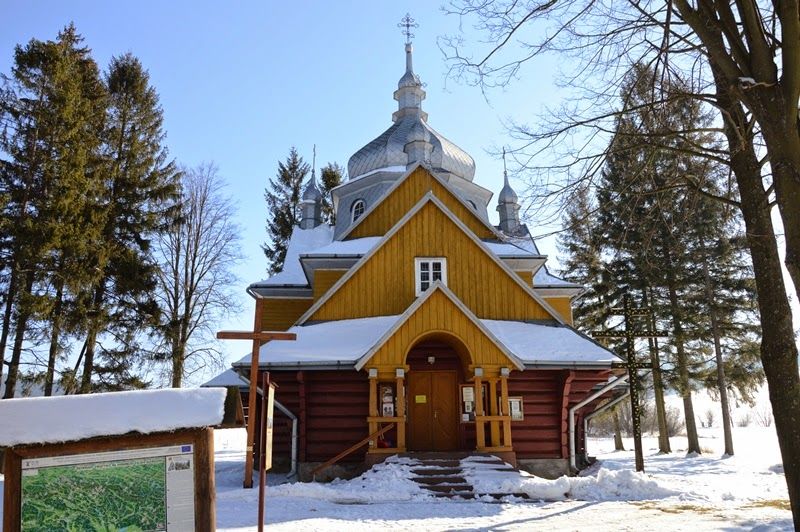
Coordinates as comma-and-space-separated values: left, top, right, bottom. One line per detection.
398, 13, 418, 44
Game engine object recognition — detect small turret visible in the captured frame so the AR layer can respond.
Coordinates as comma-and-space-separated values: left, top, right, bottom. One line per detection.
300, 147, 323, 229
497, 148, 521, 234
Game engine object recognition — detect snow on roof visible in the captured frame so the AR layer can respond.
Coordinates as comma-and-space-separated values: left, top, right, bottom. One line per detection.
482, 319, 620, 365
483, 240, 542, 257
252, 224, 334, 286
0, 388, 226, 447
235, 315, 401, 367
232, 313, 616, 368
202, 368, 248, 388
533, 266, 581, 288
302, 236, 381, 257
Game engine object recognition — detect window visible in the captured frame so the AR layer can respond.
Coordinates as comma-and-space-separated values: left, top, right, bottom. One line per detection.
351, 199, 365, 222
415, 257, 447, 296
467, 200, 477, 210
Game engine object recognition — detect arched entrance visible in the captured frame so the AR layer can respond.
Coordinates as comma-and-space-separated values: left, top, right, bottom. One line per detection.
405, 332, 470, 451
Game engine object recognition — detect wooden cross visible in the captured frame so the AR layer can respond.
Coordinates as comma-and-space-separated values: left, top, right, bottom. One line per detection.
593, 295, 667, 473
216, 329, 296, 489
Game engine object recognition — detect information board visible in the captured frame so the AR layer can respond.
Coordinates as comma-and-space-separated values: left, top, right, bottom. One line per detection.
263, 384, 275, 471
20, 444, 195, 531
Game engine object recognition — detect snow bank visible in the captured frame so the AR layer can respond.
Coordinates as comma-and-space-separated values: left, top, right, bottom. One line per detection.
461, 457, 679, 502
269, 457, 428, 503
0, 387, 226, 447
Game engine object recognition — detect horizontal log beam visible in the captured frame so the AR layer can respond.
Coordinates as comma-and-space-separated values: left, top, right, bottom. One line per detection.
216, 331, 297, 341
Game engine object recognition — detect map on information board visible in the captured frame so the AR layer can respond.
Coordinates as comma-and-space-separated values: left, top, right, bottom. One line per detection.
20, 444, 195, 531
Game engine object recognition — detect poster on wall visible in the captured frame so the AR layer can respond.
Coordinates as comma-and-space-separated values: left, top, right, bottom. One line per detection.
20, 444, 195, 531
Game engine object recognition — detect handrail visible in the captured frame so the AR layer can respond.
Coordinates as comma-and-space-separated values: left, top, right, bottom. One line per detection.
311, 423, 395, 479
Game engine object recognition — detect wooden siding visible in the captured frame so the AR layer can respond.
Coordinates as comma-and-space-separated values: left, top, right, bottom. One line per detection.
260, 298, 313, 331
348, 166, 495, 240
254, 370, 370, 465
313, 269, 347, 301
255, 367, 612, 464
367, 289, 518, 373
544, 296, 573, 325
507, 369, 610, 458
514, 270, 533, 286
310, 201, 554, 322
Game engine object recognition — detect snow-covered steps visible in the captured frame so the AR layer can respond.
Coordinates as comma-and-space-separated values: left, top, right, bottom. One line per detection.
403, 452, 531, 500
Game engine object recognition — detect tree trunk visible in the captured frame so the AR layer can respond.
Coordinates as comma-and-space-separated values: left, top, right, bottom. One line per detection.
661, 240, 701, 454
698, 234, 734, 456
643, 287, 670, 453
171, 340, 185, 388
44, 277, 65, 396
2, 270, 35, 399
0, 264, 18, 390
712, 64, 800, 526
613, 408, 625, 451
79, 283, 106, 394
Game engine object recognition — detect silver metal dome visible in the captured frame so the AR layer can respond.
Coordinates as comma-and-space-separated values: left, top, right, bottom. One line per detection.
347, 43, 476, 181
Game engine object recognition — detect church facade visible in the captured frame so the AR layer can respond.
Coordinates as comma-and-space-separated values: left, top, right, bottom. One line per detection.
222, 38, 624, 480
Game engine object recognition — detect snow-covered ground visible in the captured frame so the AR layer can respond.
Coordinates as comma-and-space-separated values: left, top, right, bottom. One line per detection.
1, 422, 791, 530
212, 423, 791, 531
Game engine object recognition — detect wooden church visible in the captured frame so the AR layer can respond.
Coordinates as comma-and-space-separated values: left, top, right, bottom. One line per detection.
210, 34, 625, 481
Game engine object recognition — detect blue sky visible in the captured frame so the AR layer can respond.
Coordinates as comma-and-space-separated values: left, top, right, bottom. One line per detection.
1, 2, 592, 384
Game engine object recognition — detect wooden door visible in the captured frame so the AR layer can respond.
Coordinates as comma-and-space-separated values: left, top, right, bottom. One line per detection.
407, 371, 459, 450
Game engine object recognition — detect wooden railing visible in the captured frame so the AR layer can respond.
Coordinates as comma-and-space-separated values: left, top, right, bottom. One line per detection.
311, 423, 395, 479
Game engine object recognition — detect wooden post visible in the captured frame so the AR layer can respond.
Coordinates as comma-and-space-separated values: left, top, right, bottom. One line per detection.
245, 302, 263, 489
474, 374, 485, 450
500, 374, 512, 448
395, 371, 406, 451
489, 378, 500, 447
368, 371, 378, 450
216, 326, 296, 488
194, 427, 216, 531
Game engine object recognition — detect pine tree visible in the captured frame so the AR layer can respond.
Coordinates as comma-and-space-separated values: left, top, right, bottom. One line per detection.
263, 147, 308, 274
77, 53, 180, 393
319, 162, 344, 224
0, 25, 106, 398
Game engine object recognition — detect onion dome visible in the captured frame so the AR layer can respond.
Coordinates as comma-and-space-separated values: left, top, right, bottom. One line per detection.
302, 173, 322, 202
347, 41, 476, 181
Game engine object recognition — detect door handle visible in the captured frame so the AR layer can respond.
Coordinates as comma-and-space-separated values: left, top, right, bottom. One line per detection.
434, 409, 438, 419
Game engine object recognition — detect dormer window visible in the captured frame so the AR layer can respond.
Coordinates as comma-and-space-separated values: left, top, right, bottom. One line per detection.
351, 199, 366, 222
415, 257, 447, 296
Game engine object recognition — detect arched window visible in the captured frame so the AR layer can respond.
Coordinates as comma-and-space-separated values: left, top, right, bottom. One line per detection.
351, 199, 366, 222
467, 200, 477, 209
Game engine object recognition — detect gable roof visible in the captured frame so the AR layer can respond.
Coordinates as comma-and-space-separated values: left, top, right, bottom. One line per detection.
354, 281, 525, 370
338, 162, 502, 241
296, 192, 567, 326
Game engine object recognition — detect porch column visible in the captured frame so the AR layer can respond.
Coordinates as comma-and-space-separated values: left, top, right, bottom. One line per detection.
395, 368, 406, 451
474, 368, 486, 450
489, 378, 501, 447
500, 368, 512, 448
368, 368, 378, 449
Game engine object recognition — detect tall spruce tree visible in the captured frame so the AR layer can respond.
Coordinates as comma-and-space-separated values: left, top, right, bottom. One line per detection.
77, 53, 180, 393
0, 25, 106, 398
577, 64, 763, 455
263, 147, 308, 274
319, 162, 343, 224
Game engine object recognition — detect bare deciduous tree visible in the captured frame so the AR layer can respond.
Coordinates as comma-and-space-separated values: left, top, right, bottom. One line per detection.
154, 163, 242, 388
441, 1, 800, 524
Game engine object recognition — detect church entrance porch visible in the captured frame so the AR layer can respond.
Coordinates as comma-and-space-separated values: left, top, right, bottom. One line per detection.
364, 332, 516, 460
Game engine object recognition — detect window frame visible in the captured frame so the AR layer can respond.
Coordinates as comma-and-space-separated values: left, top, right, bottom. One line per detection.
351, 199, 366, 222
414, 257, 448, 296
